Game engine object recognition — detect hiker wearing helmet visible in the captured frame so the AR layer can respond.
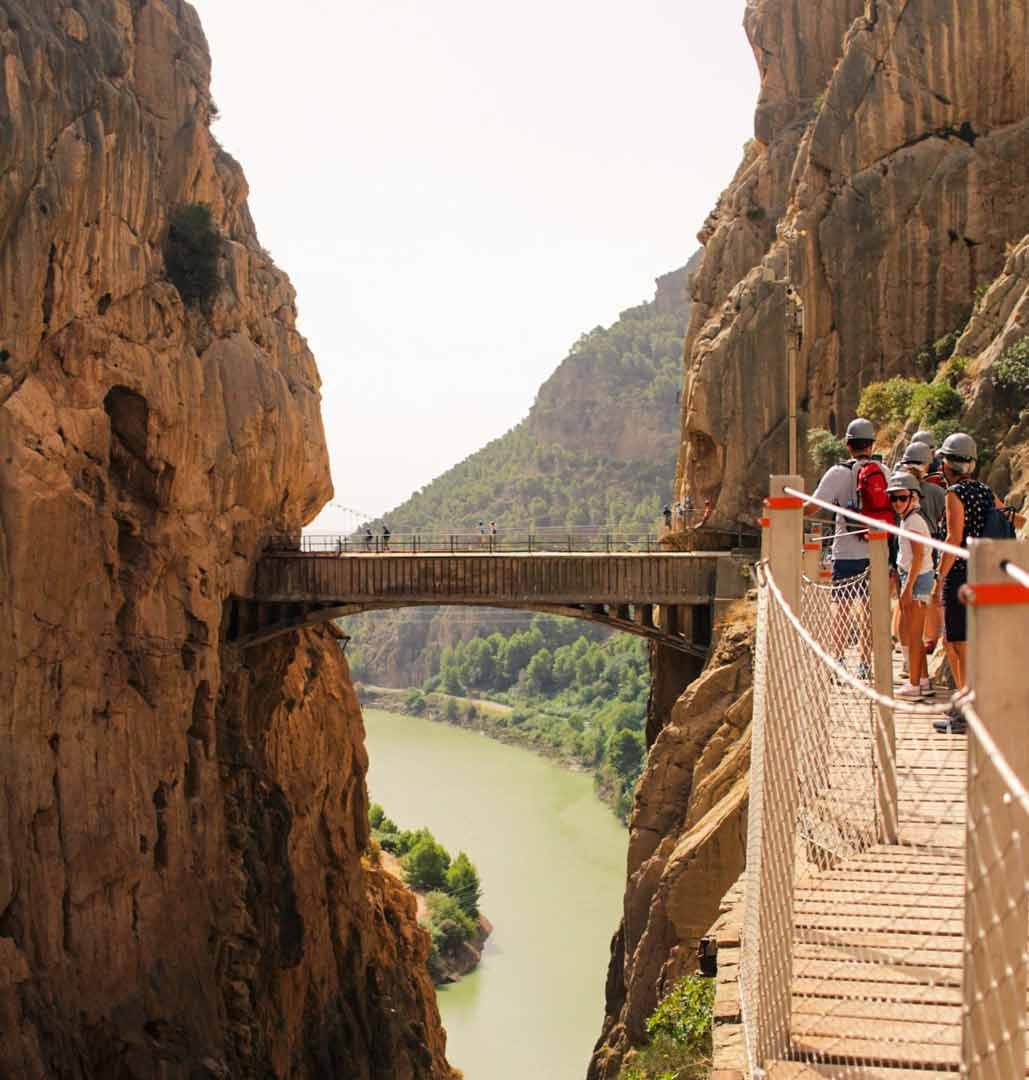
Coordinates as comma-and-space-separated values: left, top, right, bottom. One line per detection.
898, 441, 948, 662
930, 433, 1025, 732
911, 429, 945, 478
806, 417, 892, 677
887, 472, 934, 699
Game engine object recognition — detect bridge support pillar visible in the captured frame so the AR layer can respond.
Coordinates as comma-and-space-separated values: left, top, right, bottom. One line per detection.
646, 644, 704, 747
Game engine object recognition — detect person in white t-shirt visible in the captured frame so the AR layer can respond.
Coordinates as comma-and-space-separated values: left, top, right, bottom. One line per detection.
887, 472, 934, 698
805, 418, 890, 677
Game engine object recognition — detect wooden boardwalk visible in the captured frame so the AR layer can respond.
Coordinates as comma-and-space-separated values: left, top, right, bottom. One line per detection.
773, 668, 978, 1078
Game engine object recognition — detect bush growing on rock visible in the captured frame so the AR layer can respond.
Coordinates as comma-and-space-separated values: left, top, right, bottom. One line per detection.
164, 203, 221, 308
620, 975, 715, 1080
909, 381, 963, 425
858, 377, 919, 428
807, 428, 848, 470
991, 338, 1029, 411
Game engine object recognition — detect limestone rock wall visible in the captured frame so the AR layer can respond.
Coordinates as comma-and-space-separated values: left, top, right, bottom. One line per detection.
678, 0, 1029, 522
954, 233, 1029, 506
0, 2, 452, 1076
589, 606, 755, 1078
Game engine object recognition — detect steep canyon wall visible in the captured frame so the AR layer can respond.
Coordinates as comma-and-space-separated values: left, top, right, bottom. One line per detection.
678, 0, 1029, 521
593, 0, 1029, 1074
0, 2, 452, 1077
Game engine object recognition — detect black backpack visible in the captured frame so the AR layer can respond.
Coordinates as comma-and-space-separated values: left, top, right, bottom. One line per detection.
982, 505, 1016, 540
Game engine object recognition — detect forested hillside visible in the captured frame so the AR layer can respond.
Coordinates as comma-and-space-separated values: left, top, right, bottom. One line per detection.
346, 257, 700, 693
364, 257, 699, 536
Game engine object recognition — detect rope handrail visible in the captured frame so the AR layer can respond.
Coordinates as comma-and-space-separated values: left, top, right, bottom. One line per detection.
784, 485, 970, 560
758, 559, 939, 715
1001, 559, 1029, 590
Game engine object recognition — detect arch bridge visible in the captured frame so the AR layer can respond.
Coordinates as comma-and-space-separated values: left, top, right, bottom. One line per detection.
229, 546, 754, 657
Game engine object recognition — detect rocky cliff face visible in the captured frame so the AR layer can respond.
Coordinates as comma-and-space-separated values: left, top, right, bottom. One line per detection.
0, 3, 452, 1077
593, 2, 1029, 1074
678, 0, 1029, 521
589, 607, 754, 1078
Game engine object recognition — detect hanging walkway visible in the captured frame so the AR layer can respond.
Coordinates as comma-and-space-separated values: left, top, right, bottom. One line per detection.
721, 475, 1029, 1080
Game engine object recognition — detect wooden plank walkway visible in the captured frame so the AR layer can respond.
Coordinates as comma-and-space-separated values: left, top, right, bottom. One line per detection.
777, 665, 984, 1076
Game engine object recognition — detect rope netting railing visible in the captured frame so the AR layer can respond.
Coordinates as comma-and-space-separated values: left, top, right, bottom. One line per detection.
742, 522, 1029, 1078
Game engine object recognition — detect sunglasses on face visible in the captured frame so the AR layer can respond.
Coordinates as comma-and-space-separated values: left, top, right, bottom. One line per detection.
888, 494, 911, 503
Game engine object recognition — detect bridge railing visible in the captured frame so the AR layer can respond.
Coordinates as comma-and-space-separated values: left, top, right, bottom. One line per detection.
264, 524, 759, 556
742, 474, 1029, 1077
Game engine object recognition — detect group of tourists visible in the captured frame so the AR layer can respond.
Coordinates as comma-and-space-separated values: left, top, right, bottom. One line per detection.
811, 418, 1024, 733
662, 496, 713, 530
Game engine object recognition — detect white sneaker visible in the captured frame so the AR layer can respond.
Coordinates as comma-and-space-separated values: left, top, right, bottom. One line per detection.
896, 683, 923, 699
919, 678, 934, 696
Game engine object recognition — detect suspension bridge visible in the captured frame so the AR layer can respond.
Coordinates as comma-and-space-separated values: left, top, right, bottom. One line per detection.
710, 475, 1029, 1080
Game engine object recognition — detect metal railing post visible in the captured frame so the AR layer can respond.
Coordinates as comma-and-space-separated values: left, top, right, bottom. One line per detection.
963, 539, 1029, 1080
868, 531, 898, 844
745, 473, 803, 1066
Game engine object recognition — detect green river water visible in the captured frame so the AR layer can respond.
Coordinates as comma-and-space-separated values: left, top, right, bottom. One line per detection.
363, 708, 628, 1080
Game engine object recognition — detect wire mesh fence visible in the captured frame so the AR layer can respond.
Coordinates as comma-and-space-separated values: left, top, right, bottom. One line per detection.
742, 554, 1029, 1078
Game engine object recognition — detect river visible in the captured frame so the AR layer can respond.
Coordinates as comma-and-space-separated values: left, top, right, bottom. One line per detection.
363, 708, 628, 1080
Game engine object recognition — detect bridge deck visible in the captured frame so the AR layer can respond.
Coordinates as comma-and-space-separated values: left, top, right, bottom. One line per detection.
771, 668, 987, 1077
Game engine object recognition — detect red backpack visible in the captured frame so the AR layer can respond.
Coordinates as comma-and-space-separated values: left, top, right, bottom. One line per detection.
848, 459, 894, 538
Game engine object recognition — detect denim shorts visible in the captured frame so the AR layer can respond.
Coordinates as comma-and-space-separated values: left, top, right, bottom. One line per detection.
898, 568, 934, 603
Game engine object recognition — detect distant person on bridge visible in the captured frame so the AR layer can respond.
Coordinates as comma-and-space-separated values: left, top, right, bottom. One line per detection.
930, 433, 1025, 733
663, 504, 673, 529
381, 524, 391, 552
806, 417, 891, 677
478, 521, 486, 547
363, 527, 373, 552
490, 520, 498, 551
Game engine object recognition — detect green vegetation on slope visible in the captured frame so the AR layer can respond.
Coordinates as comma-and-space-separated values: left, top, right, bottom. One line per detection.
369, 804, 484, 981
364, 278, 694, 535
619, 975, 715, 1080
418, 614, 650, 821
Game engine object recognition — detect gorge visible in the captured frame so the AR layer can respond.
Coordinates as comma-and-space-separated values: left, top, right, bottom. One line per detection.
3, 2, 1029, 1079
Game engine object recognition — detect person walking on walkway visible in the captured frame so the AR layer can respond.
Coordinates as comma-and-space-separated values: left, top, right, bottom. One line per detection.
663, 504, 673, 530
930, 433, 1024, 732
363, 526, 373, 552
887, 473, 934, 698
381, 523, 391, 552
898, 441, 946, 662
806, 417, 892, 676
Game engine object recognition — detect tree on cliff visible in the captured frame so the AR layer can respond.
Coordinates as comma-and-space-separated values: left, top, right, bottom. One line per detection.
402, 836, 452, 890
445, 852, 483, 919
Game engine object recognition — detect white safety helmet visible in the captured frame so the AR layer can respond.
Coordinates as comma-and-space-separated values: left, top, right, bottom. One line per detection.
912, 430, 936, 450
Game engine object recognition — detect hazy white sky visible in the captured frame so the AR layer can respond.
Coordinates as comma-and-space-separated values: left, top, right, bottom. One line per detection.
191, 1, 759, 525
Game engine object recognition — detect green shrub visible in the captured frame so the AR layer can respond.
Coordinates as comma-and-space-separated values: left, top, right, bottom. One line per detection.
807, 428, 848, 471
936, 355, 971, 387
857, 377, 919, 427
402, 835, 451, 890
990, 338, 1029, 410
165, 203, 221, 308
445, 852, 482, 918
908, 381, 963, 425
405, 688, 427, 714
425, 891, 476, 954
620, 976, 714, 1080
